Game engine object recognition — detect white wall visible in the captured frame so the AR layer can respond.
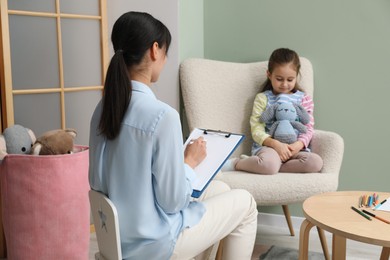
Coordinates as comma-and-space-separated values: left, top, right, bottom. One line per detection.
108, 0, 180, 110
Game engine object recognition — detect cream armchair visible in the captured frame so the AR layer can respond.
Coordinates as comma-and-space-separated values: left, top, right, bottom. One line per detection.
179, 58, 344, 237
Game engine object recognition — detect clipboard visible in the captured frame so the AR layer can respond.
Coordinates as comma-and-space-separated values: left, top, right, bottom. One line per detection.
184, 128, 245, 198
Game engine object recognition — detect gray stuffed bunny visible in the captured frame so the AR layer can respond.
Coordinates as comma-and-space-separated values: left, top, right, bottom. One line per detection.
260, 102, 310, 144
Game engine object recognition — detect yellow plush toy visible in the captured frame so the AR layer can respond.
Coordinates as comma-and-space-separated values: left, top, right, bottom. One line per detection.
31, 129, 77, 155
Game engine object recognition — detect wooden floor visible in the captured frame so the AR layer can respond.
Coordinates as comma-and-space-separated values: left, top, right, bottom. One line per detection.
90, 221, 383, 260
251, 223, 382, 260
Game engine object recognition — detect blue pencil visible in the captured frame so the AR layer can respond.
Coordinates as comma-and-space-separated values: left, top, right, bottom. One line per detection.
373, 199, 387, 210
368, 196, 373, 207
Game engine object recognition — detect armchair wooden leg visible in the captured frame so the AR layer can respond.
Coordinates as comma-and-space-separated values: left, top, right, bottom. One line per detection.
282, 205, 295, 236
316, 227, 330, 260
216, 239, 223, 260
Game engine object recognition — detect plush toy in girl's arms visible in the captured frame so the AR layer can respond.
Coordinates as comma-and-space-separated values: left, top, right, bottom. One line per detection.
260, 102, 310, 144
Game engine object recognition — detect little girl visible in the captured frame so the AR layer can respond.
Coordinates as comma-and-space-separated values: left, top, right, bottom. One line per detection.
223, 48, 323, 174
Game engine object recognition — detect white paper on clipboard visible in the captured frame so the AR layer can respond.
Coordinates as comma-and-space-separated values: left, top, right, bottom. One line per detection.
376, 197, 390, 212
184, 128, 244, 198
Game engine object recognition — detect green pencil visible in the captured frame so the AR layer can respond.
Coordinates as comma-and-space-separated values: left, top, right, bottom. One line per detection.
351, 206, 372, 220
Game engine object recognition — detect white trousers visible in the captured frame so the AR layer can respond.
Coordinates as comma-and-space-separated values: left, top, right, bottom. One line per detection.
171, 180, 258, 260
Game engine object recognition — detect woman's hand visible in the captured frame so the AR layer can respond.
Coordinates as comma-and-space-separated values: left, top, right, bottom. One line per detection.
184, 137, 207, 169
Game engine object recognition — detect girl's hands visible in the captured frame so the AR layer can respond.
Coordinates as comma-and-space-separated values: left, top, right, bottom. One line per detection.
263, 137, 291, 162
274, 140, 305, 161
288, 141, 305, 157
273, 141, 292, 162
262, 138, 305, 162
184, 137, 207, 169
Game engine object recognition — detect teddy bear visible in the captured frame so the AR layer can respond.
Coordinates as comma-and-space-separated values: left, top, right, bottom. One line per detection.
0, 124, 36, 160
260, 102, 310, 144
31, 128, 77, 155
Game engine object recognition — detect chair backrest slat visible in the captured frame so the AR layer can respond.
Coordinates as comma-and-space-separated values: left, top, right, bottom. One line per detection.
89, 190, 122, 260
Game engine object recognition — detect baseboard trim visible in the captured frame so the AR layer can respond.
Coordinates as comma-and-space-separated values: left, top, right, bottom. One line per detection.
258, 212, 305, 231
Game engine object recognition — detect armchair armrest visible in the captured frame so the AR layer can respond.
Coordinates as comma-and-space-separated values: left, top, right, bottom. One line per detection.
311, 129, 344, 174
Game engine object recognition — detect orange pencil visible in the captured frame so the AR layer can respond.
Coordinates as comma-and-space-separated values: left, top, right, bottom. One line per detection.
363, 195, 368, 207
362, 210, 390, 224
375, 194, 379, 205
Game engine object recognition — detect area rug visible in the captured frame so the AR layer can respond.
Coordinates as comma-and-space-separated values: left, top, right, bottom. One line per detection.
259, 245, 325, 260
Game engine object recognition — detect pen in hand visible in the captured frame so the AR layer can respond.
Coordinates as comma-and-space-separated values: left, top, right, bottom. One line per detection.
184, 137, 207, 169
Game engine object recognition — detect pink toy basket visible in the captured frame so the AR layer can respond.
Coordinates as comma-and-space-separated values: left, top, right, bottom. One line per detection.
0, 146, 90, 260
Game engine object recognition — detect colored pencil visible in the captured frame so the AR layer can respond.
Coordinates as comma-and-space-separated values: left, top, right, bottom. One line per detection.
373, 199, 387, 210
362, 210, 390, 224
358, 195, 363, 208
351, 206, 371, 220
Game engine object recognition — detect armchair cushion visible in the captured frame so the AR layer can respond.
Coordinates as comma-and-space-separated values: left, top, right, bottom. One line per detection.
216, 129, 343, 205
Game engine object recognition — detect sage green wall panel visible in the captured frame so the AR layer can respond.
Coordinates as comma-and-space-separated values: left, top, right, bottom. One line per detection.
179, 0, 205, 138
179, 0, 204, 61
204, 0, 390, 216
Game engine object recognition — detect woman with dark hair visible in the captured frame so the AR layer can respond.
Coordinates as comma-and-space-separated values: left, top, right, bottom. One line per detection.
89, 11, 257, 260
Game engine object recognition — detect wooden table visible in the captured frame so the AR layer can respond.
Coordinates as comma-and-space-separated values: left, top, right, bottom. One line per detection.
299, 191, 390, 260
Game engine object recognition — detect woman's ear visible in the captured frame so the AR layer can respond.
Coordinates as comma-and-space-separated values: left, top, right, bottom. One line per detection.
150, 42, 159, 61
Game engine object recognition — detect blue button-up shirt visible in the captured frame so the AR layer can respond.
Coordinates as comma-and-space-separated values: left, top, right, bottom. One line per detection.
89, 81, 205, 260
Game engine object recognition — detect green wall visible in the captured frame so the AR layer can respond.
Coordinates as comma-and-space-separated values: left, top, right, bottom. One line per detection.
181, 0, 390, 217
179, 0, 204, 61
